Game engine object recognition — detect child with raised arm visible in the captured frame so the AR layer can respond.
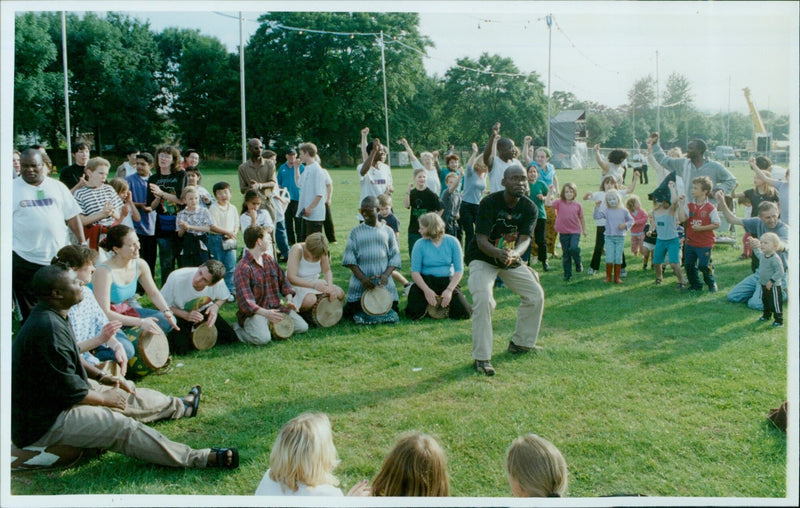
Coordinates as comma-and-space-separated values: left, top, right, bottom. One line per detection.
440, 171, 463, 244
592, 190, 633, 283
583, 174, 638, 275
526, 164, 550, 270
109, 177, 141, 230
683, 176, 720, 292
400, 137, 441, 196
650, 181, 686, 289
378, 193, 412, 294
546, 182, 586, 282
751, 232, 785, 327
176, 185, 213, 266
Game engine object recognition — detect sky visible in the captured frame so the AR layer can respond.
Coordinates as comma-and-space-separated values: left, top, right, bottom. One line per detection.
117, 1, 800, 116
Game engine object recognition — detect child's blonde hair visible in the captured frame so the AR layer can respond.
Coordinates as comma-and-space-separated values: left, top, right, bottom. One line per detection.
268, 412, 340, 493
759, 232, 784, 251
445, 172, 459, 185
371, 432, 450, 497
109, 177, 129, 196
377, 193, 393, 208
181, 185, 198, 199
560, 182, 577, 200
304, 232, 329, 259
85, 156, 111, 173
605, 189, 622, 209
625, 194, 641, 212
506, 434, 568, 498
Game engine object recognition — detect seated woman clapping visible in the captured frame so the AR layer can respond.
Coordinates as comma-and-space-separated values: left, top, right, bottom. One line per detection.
405, 213, 472, 320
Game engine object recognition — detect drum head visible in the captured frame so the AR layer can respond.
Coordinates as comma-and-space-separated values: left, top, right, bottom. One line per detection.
269, 313, 294, 340
192, 323, 218, 351
361, 287, 392, 316
139, 329, 170, 369
312, 295, 344, 327
426, 295, 449, 319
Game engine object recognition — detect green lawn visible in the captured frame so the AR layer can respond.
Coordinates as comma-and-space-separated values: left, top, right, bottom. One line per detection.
9, 160, 789, 499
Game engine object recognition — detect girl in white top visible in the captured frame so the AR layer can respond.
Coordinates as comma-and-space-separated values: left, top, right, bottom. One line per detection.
286, 232, 345, 312
400, 137, 441, 196
593, 144, 629, 184
240, 189, 274, 258
255, 412, 368, 497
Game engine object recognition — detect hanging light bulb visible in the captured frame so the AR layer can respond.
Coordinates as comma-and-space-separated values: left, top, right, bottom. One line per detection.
298, 30, 303, 35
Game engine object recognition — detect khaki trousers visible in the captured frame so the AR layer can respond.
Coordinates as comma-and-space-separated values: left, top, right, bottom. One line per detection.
28, 379, 209, 468
468, 260, 544, 361
236, 311, 309, 345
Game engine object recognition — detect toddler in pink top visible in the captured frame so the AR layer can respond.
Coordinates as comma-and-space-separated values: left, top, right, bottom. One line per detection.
626, 195, 649, 258
546, 182, 586, 282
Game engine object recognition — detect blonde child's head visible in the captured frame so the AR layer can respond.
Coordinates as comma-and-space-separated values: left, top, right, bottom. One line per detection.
625, 194, 641, 213
560, 182, 577, 201
109, 177, 129, 198
758, 232, 783, 255
605, 189, 622, 209
445, 172, 459, 188
506, 434, 568, 498
304, 232, 329, 259
377, 194, 393, 217
371, 432, 450, 497
268, 412, 340, 493
181, 185, 198, 200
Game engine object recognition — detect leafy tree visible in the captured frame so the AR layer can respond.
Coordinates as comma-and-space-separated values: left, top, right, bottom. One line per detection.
155, 28, 240, 154
245, 12, 431, 164
441, 53, 547, 147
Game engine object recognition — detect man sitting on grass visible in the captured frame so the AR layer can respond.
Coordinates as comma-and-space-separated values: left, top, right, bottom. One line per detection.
12, 264, 238, 470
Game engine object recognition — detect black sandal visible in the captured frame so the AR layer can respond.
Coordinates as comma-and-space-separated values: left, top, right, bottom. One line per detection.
182, 386, 201, 417
210, 447, 239, 469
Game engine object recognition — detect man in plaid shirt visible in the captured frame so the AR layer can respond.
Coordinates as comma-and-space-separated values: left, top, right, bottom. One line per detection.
233, 225, 308, 345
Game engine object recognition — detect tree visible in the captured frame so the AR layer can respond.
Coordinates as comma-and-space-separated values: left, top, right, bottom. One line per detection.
245, 12, 432, 164
155, 28, 240, 153
441, 53, 547, 146
662, 72, 694, 109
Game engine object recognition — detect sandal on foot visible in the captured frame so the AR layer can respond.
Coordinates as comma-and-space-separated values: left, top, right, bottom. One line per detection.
182, 385, 201, 418
654, 278, 662, 285
210, 447, 239, 469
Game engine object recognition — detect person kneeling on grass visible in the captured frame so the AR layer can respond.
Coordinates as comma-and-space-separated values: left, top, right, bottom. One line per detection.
405, 212, 471, 320
233, 225, 308, 345
12, 264, 237, 470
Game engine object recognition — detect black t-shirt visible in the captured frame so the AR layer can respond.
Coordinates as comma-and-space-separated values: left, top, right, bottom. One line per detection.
12, 304, 90, 447
380, 213, 400, 234
59, 164, 86, 190
465, 191, 537, 268
147, 171, 186, 234
408, 188, 443, 234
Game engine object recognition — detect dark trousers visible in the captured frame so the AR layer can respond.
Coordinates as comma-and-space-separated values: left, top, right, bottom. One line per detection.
405, 274, 471, 320
323, 202, 337, 243
179, 233, 210, 268
684, 244, 715, 290
12, 252, 45, 322
638, 164, 649, 184
458, 201, 480, 252
138, 234, 158, 278
761, 284, 783, 324
285, 200, 302, 245
559, 233, 582, 278
299, 219, 324, 242
168, 316, 237, 355
532, 217, 547, 264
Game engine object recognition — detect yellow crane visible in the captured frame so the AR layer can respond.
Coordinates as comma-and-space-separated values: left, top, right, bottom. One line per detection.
742, 87, 772, 153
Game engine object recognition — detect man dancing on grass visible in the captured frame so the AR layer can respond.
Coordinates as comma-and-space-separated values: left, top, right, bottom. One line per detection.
465, 165, 545, 376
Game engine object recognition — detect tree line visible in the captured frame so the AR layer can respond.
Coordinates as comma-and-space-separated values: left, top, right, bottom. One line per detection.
14, 11, 788, 165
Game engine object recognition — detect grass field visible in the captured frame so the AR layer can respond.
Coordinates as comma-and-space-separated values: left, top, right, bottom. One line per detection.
9, 160, 790, 500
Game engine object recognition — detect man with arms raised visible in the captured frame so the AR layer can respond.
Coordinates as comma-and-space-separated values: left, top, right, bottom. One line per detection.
466, 165, 545, 376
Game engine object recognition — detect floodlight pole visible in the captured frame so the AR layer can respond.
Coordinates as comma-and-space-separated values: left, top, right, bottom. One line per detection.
239, 12, 247, 163
655, 50, 660, 135
380, 31, 390, 158
62, 12, 72, 164
546, 14, 552, 149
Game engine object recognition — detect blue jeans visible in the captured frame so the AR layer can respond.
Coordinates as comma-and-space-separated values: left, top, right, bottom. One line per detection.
604, 236, 624, 264
684, 244, 715, 289
274, 220, 290, 259
207, 234, 237, 293
727, 271, 787, 310
559, 233, 581, 277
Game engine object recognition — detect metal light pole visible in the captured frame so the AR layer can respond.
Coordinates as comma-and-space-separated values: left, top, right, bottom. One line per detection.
380, 31, 390, 157
239, 12, 247, 163
546, 14, 552, 149
655, 50, 660, 135
62, 12, 72, 163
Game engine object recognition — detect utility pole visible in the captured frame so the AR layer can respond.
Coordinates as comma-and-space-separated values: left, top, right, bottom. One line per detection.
546, 14, 552, 148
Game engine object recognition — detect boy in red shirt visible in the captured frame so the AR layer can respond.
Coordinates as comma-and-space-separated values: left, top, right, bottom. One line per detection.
679, 176, 720, 292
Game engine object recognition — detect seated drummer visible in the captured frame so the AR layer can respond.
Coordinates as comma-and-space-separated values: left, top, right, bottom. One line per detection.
286, 232, 345, 317
11, 264, 238, 470
233, 225, 308, 345
342, 195, 401, 319
160, 259, 238, 354
405, 212, 472, 320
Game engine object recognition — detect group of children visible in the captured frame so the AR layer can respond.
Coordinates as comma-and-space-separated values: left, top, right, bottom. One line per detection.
254, 412, 568, 498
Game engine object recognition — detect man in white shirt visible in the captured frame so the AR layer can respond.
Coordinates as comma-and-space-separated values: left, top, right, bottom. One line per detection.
296, 142, 327, 241
160, 260, 236, 353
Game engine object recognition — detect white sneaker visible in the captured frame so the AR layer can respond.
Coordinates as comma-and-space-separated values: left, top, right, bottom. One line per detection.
620, 268, 627, 277
587, 268, 596, 275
